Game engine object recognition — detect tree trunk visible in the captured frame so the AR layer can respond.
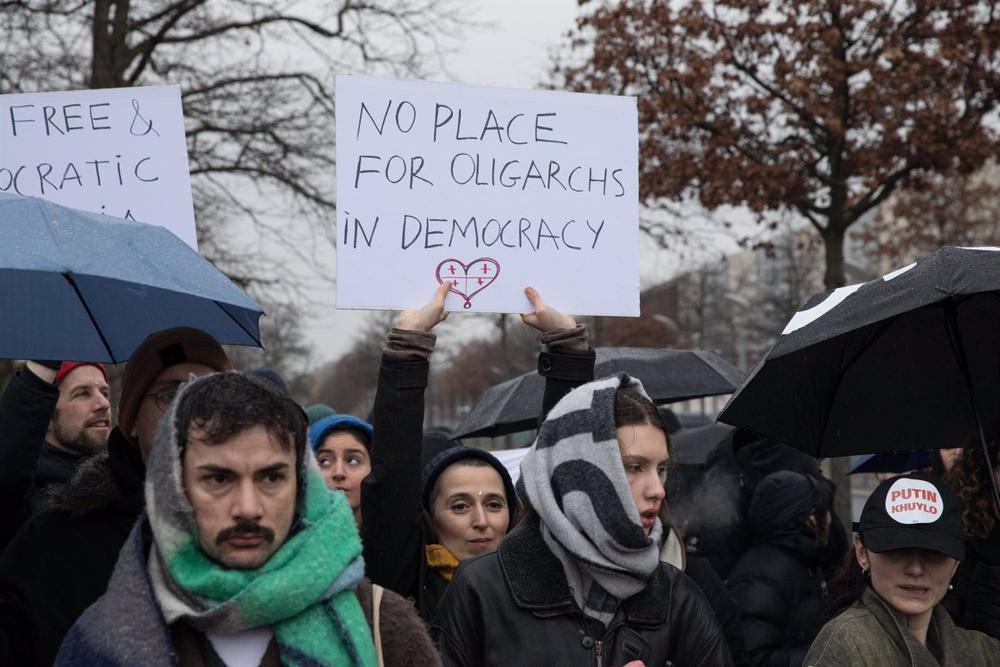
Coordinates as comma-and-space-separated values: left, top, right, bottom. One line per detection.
90, 0, 129, 88
820, 222, 854, 531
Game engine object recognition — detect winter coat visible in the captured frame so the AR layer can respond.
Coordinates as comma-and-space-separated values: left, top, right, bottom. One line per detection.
430, 513, 733, 666
0, 366, 86, 551
56, 517, 441, 667
942, 529, 1000, 641
804, 586, 1000, 666
726, 471, 826, 667
362, 343, 596, 620
0, 428, 144, 667
662, 526, 747, 665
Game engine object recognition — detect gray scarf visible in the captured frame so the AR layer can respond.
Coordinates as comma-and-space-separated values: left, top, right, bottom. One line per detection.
520, 373, 663, 627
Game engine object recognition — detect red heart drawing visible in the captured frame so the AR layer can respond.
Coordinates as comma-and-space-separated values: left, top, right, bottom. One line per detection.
435, 258, 501, 309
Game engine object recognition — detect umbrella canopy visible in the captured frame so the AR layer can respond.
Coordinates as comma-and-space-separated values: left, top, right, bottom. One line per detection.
718, 246, 1000, 509
670, 423, 735, 466
453, 347, 743, 439
0, 194, 263, 362
849, 450, 935, 475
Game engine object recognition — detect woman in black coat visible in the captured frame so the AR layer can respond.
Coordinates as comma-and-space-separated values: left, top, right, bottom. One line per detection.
431, 375, 732, 666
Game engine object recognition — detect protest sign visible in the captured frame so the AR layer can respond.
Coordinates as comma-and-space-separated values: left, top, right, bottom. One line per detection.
335, 74, 639, 315
0, 85, 197, 249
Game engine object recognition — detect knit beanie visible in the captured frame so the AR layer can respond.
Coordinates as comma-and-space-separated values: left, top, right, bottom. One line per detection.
308, 414, 374, 452
421, 446, 519, 523
305, 403, 337, 426
55, 361, 108, 385
118, 327, 231, 444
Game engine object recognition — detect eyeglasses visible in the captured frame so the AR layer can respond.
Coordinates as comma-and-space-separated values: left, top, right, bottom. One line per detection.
144, 385, 180, 413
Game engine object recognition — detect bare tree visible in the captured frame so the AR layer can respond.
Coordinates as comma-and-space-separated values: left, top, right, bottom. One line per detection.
0, 0, 461, 288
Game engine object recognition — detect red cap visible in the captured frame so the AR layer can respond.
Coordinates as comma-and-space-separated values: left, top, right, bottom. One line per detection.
55, 361, 108, 385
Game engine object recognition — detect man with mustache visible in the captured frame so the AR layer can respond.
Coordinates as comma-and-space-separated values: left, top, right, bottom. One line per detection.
0, 360, 111, 550
57, 371, 438, 666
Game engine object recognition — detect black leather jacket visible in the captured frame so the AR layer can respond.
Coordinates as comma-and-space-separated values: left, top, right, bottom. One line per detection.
431, 515, 733, 667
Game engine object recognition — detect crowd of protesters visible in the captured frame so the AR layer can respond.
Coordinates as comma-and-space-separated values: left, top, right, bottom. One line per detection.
0, 283, 998, 666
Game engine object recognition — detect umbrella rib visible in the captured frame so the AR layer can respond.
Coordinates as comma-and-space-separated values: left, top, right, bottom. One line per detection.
62, 273, 115, 362
214, 301, 262, 346
817, 317, 896, 451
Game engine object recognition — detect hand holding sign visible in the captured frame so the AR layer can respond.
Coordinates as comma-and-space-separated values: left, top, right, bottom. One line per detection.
396, 280, 450, 332
521, 286, 576, 333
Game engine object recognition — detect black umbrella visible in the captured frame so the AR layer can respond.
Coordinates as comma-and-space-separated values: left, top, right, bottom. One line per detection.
718, 246, 1000, 511
453, 347, 743, 439
670, 423, 735, 466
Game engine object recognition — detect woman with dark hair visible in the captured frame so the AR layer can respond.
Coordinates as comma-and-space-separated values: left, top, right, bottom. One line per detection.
431, 375, 732, 666
361, 283, 598, 620
942, 441, 1000, 640
805, 472, 1000, 666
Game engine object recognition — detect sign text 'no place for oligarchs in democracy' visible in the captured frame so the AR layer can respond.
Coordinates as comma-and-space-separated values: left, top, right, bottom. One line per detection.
0, 85, 197, 249
335, 74, 640, 316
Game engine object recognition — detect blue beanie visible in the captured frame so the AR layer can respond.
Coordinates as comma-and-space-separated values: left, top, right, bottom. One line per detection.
309, 414, 374, 452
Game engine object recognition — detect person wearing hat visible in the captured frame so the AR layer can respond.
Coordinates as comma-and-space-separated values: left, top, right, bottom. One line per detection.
309, 413, 374, 526
431, 375, 732, 666
805, 472, 1000, 666
360, 283, 596, 621
0, 327, 231, 667
418, 445, 519, 617
0, 359, 111, 551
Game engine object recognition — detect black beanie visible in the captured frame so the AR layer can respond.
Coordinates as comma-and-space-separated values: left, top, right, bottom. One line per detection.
421, 446, 519, 522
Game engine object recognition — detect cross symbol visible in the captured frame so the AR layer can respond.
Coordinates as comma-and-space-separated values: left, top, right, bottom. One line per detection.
477, 277, 484, 285
449, 265, 456, 275
451, 280, 458, 286
481, 263, 491, 274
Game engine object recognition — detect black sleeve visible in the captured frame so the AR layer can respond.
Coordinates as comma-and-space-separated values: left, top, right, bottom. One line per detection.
537, 347, 596, 424
0, 366, 59, 551
360, 353, 430, 602
685, 556, 748, 666
429, 566, 484, 667
669, 569, 735, 666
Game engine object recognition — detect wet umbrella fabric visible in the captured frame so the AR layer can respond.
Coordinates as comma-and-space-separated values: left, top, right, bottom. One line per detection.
0, 194, 262, 362
718, 246, 1000, 507
453, 347, 743, 439
849, 450, 935, 475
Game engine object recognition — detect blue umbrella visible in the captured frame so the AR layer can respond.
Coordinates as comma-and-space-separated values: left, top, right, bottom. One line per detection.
849, 450, 935, 475
0, 194, 263, 362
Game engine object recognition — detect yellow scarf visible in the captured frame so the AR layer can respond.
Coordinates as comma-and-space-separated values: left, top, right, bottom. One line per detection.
425, 543, 461, 582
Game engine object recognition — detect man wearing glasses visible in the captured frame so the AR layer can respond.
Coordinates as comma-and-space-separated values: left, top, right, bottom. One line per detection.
0, 327, 231, 667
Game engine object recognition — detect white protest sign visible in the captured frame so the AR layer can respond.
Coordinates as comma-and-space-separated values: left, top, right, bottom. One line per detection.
335, 75, 639, 315
0, 85, 197, 249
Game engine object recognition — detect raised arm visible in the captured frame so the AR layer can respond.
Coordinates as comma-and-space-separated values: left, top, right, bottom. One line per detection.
0, 361, 60, 550
361, 282, 449, 599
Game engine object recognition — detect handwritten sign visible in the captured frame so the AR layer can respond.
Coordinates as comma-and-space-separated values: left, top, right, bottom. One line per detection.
0, 85, 197, 248
335, 75, 639, 315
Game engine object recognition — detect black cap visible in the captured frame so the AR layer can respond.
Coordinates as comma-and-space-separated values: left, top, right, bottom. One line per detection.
856, 472, 964, 560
